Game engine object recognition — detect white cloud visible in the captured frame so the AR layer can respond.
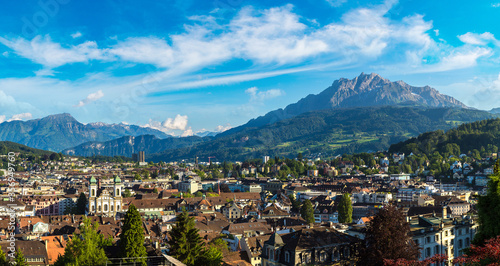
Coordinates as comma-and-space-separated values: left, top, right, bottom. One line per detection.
215, 124, 232, 132
142, 114, 189, 134
74, 90, 104, 107
0, 35, 105, 68
163, 114, 189, 130
0, 115, 5, 123
458, 32, 499, 46
492, 3, 500, 7
8, 113, 32, 121
414, 47, 491, 73
181, 127, 194, 137
71, 31, 82, 39
34, 69, 55, 76
245, 87, 284, 102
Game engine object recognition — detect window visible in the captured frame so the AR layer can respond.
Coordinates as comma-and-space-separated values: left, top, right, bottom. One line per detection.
466, 238, 470, 246
92, 205, 95, 211
426, 236, 431, 243
435, 235, 439, 241
445, 231, 448, 237
426, 247, 431, 257
117, 205, 120, 211
104, 204, 108, 212
444, 240, 448, 246
91, 189, 95, 197
98, 205, 101, 211
434, 245, 439, 254
285, 251, 290, 263
111, 205, 114, 212
116, 188, 120, 196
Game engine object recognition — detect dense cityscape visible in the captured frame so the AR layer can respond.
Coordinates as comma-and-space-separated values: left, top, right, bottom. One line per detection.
0, 144, 496, 265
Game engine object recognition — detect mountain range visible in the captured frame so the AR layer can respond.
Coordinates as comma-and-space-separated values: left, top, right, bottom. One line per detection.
0, 113, 170, 151
220, 73, 468, 136
0, 73, 496, 161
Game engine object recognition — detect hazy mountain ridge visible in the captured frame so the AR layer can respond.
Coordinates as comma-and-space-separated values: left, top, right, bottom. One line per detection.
0, 113, 171, 151
63, 134, 210, 157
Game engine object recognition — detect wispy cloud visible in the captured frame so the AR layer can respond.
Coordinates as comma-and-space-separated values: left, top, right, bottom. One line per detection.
8, 112, 32, 122
245, 87, 284, 102
71, 31, 82, 39
326, 0, 348, 7
74, 90, 104, 107
0, 35, 104, 69
458, 32, 500, 46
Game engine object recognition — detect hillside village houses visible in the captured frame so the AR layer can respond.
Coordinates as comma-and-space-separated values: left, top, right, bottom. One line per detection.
0, 151, 491, 265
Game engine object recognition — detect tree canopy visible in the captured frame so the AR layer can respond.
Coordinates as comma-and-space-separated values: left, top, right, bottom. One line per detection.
338, 193, 353, 223
359, 205, 419, 266
475, 159, 500, 245
300, 199, 315, 224
168, 210, 205, 265
54, 217, 112, 266
119, 204, 147, 265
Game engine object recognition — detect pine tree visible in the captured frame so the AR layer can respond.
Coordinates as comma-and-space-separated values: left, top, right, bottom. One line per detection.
475, 159, 500, 245
53, 217, 112, 266
168, 210, 204, 265
76, 192, 87, 215
14, 250, 28, 266
359, 205, 419, 266
119, 204, 147, 265
300, 199, 315, 224
338, 193, 353, 223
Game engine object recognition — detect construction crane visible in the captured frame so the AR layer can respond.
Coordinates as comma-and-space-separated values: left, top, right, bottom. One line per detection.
208, 156, 216, 164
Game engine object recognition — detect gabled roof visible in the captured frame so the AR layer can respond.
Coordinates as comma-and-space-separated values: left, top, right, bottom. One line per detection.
265, 232, 284, 247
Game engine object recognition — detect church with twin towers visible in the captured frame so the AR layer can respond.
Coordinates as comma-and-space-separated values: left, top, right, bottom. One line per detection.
88, 175, 123, 217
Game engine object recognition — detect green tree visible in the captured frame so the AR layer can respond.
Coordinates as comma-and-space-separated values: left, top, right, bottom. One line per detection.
120, 204, 147, 265
168, 210, 204, 265
197, 235, 227, 265
123, 188, 132, 198
0, 245, 8, 266
76, 192, 87, 215
300, 199, 315, 224
475, 159, 500, 245
14, 250, 28, 266
194, 191, 203, 197
54, 217, 112, 266
134, 173, 142, 180
197, 246, 223, 266
359, 205, 419, 266
338, 193, 353, 223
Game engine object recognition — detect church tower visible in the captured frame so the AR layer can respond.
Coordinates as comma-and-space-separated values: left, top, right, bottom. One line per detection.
113, 175, 123, 214
89, 176, 97, 213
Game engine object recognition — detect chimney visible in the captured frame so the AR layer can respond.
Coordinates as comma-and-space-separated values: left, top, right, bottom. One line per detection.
442, 206, 447, 219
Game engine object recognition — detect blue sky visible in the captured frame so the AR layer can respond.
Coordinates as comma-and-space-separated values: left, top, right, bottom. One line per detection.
0, 0, 499, 136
